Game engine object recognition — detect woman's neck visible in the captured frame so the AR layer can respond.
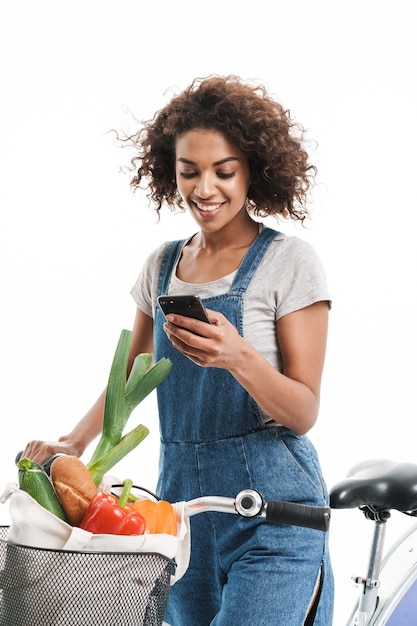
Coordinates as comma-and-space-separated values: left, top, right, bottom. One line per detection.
176, 219, 261, 284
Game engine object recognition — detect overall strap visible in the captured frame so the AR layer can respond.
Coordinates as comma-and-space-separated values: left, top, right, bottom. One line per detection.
230, 227, 280, 294
157, 239, 185, 296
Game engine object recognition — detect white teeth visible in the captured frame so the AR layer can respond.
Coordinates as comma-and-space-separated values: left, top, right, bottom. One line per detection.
196, 202, 222, 212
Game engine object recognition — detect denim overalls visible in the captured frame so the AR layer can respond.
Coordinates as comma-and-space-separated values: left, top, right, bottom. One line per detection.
154, 227, 334, 625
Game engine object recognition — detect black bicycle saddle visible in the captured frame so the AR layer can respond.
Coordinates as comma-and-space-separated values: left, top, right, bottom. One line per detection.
330, 459, 417, 515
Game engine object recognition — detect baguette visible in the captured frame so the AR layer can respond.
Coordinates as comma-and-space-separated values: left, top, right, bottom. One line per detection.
50, 455, 98, 526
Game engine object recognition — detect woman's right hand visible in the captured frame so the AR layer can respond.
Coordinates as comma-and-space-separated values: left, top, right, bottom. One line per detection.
20, 388, 109, 466
20, 437, 82, 465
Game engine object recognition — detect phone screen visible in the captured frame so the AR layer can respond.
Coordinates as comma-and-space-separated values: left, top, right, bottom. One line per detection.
157, 295, 211, 324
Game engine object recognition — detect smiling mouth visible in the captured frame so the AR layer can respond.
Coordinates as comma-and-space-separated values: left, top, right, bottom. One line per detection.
194, 202, 224, 212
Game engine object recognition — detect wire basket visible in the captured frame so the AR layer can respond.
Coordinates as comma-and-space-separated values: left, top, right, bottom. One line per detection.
0, 526, 175, 626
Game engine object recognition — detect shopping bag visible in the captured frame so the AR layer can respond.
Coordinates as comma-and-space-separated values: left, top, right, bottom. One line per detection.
1, 483, 190, 580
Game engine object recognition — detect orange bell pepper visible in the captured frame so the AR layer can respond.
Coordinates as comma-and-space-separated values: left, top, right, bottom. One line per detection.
131, 499, 177, 536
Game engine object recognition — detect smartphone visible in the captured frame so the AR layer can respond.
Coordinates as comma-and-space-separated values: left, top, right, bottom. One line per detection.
157, 294, 211, 324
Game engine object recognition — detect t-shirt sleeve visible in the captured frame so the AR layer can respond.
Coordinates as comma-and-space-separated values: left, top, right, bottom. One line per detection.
272, 237, 331, 320
130, 243, 168, 318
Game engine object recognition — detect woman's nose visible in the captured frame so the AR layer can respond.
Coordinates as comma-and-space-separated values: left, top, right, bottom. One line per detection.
194, 174, 215, 198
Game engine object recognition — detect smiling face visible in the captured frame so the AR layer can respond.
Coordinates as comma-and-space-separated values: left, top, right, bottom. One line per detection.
175, 128, 252, 234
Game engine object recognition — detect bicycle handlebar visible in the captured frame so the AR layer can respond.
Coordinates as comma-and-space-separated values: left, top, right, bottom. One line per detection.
184, 490, 331, 532
265, 500, 331, 532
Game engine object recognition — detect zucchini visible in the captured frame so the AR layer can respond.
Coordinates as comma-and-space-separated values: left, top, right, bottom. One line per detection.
17, 457, 68, 521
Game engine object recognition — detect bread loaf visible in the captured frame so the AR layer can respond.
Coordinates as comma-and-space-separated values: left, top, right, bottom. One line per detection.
50, 455, 98, 526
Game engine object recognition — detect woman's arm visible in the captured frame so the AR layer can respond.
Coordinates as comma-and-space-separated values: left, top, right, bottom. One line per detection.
22, 309, 154, 464
162, 300, 329, 435
230, 301, 329, 434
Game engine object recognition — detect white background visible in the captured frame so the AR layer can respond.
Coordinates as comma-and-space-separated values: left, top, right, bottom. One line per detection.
1, 1, 416, 622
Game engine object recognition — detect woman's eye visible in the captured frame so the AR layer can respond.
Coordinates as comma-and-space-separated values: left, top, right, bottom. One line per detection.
178, 171, 235, 180
217, 172, 235, 179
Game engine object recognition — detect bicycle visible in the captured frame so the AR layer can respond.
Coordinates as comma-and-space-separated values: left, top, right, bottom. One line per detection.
330, 457, 417, 625
0, 458, 330, 626
1, 456, 417, 625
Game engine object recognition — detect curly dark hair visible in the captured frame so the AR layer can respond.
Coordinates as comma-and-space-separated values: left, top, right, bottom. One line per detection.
124, 75, 316, 222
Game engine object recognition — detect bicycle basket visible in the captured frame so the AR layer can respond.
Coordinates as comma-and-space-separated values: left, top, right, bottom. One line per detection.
0, 526, 175, 626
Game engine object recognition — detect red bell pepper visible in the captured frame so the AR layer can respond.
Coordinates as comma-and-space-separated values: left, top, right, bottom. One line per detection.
80, 479, 146, 536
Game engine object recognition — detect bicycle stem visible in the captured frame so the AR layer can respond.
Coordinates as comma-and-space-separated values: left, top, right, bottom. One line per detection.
184, 490, 264, 519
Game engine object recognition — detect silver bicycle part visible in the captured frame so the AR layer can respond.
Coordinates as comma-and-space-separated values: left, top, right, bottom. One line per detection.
346, 520, 386, 625
235, 489, 264, 517
184, 488, 265, 519
346, 518, 417, 625
368, 520, 417, 625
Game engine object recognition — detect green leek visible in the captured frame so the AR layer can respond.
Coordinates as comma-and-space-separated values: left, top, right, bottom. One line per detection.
86, 329, 172, 485
87, 425, 150, 486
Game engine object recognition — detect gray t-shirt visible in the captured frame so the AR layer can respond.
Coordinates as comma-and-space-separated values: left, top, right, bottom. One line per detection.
131, 227, 331, 381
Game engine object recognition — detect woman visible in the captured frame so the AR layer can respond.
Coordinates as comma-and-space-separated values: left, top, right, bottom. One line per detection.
23, 75, 334, 625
